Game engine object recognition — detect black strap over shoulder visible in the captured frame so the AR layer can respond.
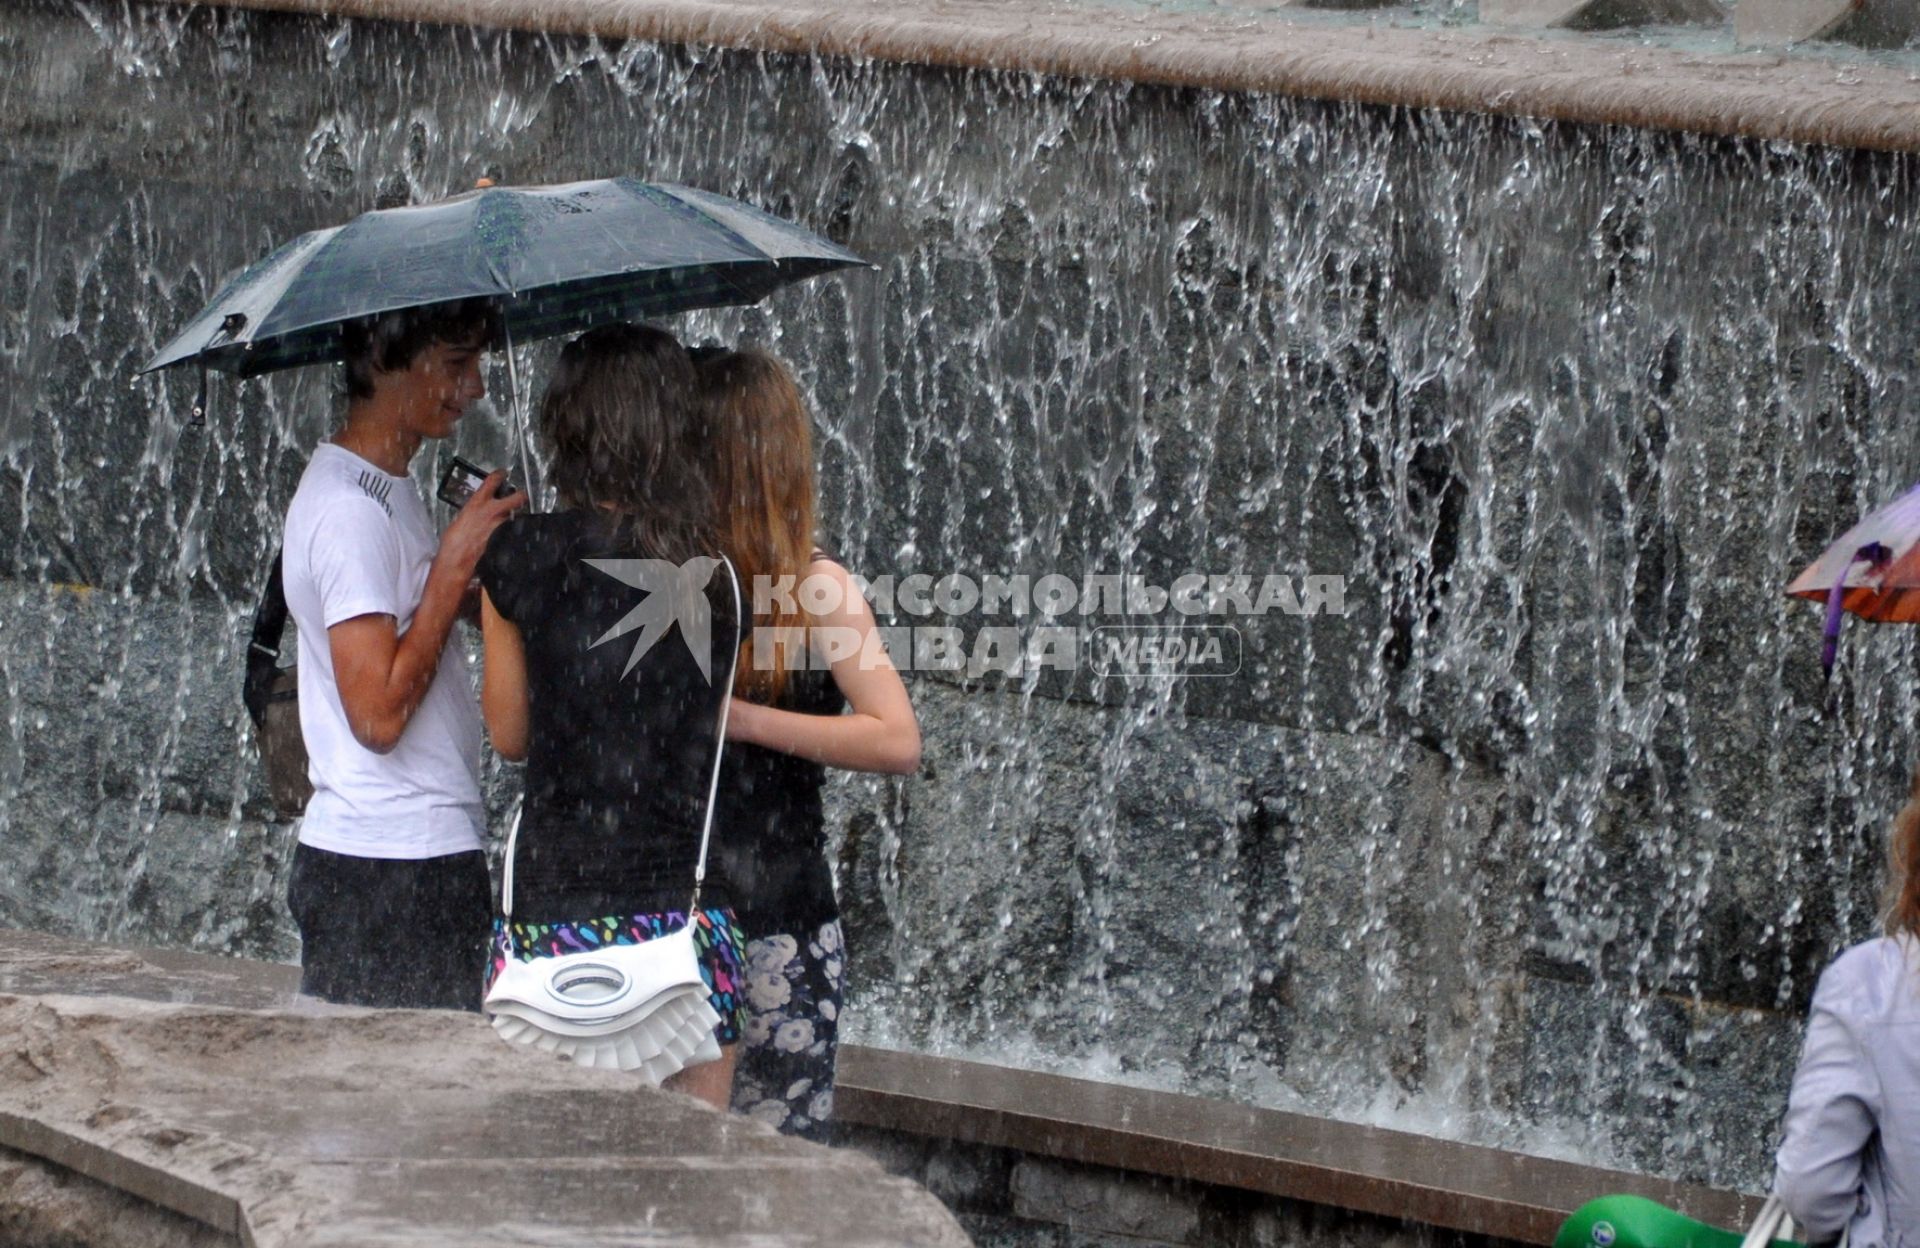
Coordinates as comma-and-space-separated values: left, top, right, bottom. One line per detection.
243, 550, 290, 729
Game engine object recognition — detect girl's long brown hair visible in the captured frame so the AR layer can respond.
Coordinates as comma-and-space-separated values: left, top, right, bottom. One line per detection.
697, 349, 818, 702
1888, 765, 1920, 945
539, 323, 714, 563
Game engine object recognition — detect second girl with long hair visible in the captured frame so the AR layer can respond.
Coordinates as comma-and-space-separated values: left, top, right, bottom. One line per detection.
697, 348, 920, 1137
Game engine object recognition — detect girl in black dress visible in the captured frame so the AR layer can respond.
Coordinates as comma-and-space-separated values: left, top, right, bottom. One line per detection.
697, 348, 921, 1137
478, 324, 746, 1108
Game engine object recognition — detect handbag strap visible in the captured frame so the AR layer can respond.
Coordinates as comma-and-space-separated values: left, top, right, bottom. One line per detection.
500, 800, 523, 919
1739, 1196, 1794, 1248
688, 553, 742, 914
500, 553, 742, 921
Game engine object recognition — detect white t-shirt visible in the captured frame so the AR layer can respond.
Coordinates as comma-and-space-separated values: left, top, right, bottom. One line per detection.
281, 443, 485, 859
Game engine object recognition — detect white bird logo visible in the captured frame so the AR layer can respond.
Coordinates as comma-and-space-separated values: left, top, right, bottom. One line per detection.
584, 556, 724, 682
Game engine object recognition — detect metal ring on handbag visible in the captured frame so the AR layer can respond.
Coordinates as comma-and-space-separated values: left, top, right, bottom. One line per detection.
484, 554, 743, 1085
545, 961, 631, 1009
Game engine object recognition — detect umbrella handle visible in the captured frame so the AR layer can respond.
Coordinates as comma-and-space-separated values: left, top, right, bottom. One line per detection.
189, 364, 208, 428
1823, 541, 1893, 679
187, 313, 248, 429
502, 320, 537, 505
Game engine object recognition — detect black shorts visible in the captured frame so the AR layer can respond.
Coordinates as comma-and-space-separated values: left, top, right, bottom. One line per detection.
286, 843, 492, 1011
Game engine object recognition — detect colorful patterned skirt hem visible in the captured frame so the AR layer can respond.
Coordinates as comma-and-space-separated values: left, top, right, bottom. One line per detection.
487, 907, 746, 1044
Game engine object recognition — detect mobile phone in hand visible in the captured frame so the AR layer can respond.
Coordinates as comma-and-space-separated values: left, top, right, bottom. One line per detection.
437, 456, 512, 508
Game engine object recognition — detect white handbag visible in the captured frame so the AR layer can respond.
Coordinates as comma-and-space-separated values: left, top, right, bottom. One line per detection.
484, 556, 741, 1086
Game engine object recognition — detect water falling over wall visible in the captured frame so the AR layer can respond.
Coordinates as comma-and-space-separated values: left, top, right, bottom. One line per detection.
5, 0, 1920, 1192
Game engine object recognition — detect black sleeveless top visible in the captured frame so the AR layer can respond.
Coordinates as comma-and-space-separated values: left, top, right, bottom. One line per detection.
478, 510, 744, 922
712, 556, 850, 937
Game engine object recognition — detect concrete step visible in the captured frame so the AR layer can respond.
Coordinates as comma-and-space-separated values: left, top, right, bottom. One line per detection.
0, 928, 1778, 1248
1482, 0, 1726, 28
1738, 0, 1920, 47
0, 929, 972, 1248
1737, 0, 1853, 45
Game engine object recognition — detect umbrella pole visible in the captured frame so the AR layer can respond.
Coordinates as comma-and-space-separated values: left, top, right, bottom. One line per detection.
502, 321, 537, 507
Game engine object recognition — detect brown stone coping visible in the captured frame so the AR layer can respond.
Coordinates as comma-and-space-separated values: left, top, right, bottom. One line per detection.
150, 0, 1920, 153
0, 1141, 240, 1248
835, 1044, 1767, 1245
0, 935, 303, 1010
0, 930, 1765, 1245
0, 1110, 247, 1242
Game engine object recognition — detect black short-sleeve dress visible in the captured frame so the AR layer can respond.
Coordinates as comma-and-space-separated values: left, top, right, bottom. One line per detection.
478, 509, 748, 1041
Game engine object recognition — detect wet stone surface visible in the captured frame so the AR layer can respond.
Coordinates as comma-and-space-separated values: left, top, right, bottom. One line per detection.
834, 1045, 1761, 1246
0, 0, 1905, 1200
0, 929, 973, 1247
0, 1143, 238, 1248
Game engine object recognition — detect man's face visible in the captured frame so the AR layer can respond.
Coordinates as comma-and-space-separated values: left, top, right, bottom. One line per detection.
378, 337, 487, 440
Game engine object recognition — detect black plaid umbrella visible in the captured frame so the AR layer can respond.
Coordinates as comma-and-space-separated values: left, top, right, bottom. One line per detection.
143, 178, 870, 379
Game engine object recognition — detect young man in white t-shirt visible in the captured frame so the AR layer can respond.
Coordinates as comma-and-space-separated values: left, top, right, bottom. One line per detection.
281, 298, 524, 1010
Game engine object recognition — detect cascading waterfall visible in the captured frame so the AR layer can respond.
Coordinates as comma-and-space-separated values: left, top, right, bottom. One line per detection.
5, 0, 1920, 1195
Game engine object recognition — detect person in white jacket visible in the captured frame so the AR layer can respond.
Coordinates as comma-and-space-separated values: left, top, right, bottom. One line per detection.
1774, 771, 1920, 1248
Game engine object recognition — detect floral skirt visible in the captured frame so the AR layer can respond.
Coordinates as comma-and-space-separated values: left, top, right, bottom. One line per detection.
488, 907, 747, 1044
730, 917, 846, 1138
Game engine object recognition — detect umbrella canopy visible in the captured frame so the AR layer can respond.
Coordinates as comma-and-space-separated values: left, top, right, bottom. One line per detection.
1785, 481, 1920, 675
143, 178, 869, 377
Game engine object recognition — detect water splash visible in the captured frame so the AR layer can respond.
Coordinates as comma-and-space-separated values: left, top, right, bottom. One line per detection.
4, 0, 1919, 1193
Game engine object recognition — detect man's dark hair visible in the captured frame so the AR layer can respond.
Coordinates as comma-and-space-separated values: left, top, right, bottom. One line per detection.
338, 298, 501, 400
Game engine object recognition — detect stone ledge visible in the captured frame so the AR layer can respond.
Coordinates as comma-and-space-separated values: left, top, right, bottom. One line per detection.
0, 1111, 245, 1243
0, 928, 1775, 1245
1736, 0, 1920, 49
0, 1143, 237, 1248
154, 0, 1920, 153
0, 930, 971, 1248
834, 1045, 1766, 1245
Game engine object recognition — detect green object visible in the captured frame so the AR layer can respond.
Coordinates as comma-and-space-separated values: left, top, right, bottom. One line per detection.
1554, 1195, 1796, 1248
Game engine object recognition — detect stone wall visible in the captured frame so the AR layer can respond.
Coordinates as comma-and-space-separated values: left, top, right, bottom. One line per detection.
844, 1127, 1535, 1248
6, 0, 1920, 1196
